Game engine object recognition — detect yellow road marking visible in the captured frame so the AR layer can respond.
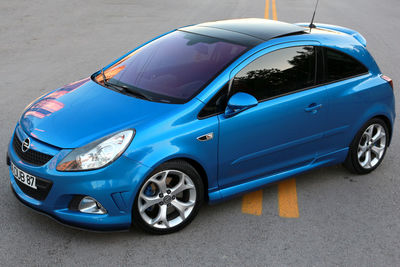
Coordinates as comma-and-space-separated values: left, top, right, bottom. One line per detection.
265, 0, 270, 19
241, 0, 300, 218
278, 178, 299, 218
242, 190, 263, 215
272, 0, 278, 20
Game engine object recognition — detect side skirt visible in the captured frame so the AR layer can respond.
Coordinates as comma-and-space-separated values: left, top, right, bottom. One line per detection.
208, 147, 349, 204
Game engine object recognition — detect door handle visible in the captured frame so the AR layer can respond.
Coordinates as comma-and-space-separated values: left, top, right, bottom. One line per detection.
304, 103, 323, 113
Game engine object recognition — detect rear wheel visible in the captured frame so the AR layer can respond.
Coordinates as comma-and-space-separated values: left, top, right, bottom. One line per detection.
344, 118, 389, 174
132, 160, 204, 234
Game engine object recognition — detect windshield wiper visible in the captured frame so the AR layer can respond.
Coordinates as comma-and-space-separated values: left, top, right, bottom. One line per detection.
99, 69, 153, 101
107, 81, 152, 101
116, 84, 153, 101
101, 68, 110, 86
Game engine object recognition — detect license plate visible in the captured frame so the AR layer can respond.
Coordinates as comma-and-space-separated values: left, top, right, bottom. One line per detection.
11, 162, 37, 189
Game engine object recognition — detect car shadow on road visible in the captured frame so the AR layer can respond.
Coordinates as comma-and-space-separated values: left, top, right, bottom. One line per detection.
11, 164, 356, 241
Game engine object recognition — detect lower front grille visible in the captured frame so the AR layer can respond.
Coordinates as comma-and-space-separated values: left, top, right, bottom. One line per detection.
13, 133, 53, 166
14, 175, 53, 201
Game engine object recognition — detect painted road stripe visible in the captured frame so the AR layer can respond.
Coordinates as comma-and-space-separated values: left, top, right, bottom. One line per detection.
242, 190, 263, 215
242, 0, 300, 218
272, 0, 278, 20
265, 0, 270, 19
278, 178, 299, 217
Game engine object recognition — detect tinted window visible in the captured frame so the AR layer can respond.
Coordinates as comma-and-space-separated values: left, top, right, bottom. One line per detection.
96, 31, 247, 103
325, 48, 368, 82
198, 83, 229, 118
231, 46, 316, 101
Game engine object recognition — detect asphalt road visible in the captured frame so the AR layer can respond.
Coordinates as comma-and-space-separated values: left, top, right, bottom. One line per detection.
1, 0, 399, 266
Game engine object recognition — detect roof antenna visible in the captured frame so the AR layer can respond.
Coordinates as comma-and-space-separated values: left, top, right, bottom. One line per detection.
309, 0, 320, 32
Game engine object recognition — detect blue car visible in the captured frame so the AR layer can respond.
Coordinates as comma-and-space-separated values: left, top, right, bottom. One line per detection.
7, 19, 395, 234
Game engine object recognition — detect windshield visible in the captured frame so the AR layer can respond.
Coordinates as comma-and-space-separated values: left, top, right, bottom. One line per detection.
95, 30, 248, 103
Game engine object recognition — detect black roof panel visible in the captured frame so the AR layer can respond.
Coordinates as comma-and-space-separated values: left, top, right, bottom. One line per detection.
179, 26, 263, 47
194, 18, 305, 42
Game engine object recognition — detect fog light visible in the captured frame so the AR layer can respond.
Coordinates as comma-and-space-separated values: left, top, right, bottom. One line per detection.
78, 196, 107, 214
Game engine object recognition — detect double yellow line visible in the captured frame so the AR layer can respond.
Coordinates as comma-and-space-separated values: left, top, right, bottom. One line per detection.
241, 0, 299, 218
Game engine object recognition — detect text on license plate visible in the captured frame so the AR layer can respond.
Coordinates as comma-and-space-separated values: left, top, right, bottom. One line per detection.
11, 162, 37, 189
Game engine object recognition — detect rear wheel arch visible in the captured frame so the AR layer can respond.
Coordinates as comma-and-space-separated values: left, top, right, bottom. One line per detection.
344, 116, 390, 174
349, 112, 393, 148
373, 115, 393, 145
353, 114, 393, 146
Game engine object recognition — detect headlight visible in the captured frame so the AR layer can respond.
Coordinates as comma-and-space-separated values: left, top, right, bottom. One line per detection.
57, 129, 134, 171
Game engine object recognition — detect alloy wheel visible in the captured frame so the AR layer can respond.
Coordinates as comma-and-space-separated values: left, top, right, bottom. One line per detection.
137, 170, 197, 229
357, 123, 387, 169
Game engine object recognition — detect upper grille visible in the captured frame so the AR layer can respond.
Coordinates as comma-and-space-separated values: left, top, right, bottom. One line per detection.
13, 133, 53, 166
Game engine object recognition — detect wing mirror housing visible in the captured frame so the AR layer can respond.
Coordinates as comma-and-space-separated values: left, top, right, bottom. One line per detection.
224, 92, 258, 118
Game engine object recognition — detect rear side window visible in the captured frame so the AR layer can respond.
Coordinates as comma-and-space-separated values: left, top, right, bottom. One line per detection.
324, 47, 368, 82
231, 46, 316, 101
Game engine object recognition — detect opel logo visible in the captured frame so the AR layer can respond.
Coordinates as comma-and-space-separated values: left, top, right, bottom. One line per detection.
163, 195, 172, 204
21, 138, 30, 153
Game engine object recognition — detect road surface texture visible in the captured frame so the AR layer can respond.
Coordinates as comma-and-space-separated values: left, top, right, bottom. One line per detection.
0, 0, 399, 266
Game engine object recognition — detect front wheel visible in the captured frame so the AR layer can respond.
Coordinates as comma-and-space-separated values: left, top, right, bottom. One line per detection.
344, 118, 389, 174
132, 160, 204, 234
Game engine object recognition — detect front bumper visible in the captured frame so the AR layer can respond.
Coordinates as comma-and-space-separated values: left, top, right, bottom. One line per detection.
8, 129, 150, 231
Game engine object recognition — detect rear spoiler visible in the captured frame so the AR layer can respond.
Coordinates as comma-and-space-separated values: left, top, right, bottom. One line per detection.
295, 22, 367, 47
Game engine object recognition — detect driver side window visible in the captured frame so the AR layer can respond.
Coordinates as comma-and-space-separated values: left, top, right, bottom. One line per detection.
231, 46, 317, 101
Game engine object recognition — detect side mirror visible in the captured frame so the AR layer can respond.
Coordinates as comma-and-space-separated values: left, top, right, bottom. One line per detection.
224, 92, 258, 118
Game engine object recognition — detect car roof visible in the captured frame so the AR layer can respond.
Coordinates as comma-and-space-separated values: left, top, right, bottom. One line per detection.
180, 18, 306, 47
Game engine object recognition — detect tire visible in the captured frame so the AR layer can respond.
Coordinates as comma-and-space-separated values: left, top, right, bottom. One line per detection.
344, 118, 389, 174
132, 160, 204, 234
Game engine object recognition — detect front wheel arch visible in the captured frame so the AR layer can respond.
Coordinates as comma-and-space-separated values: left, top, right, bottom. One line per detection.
171, 157, 209, 201
143, 156, 210, 202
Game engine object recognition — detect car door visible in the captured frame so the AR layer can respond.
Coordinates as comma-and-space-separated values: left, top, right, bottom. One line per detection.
217, 43, 329, 188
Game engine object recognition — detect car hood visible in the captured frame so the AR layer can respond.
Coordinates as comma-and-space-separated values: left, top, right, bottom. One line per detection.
20, 77, 179, 148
